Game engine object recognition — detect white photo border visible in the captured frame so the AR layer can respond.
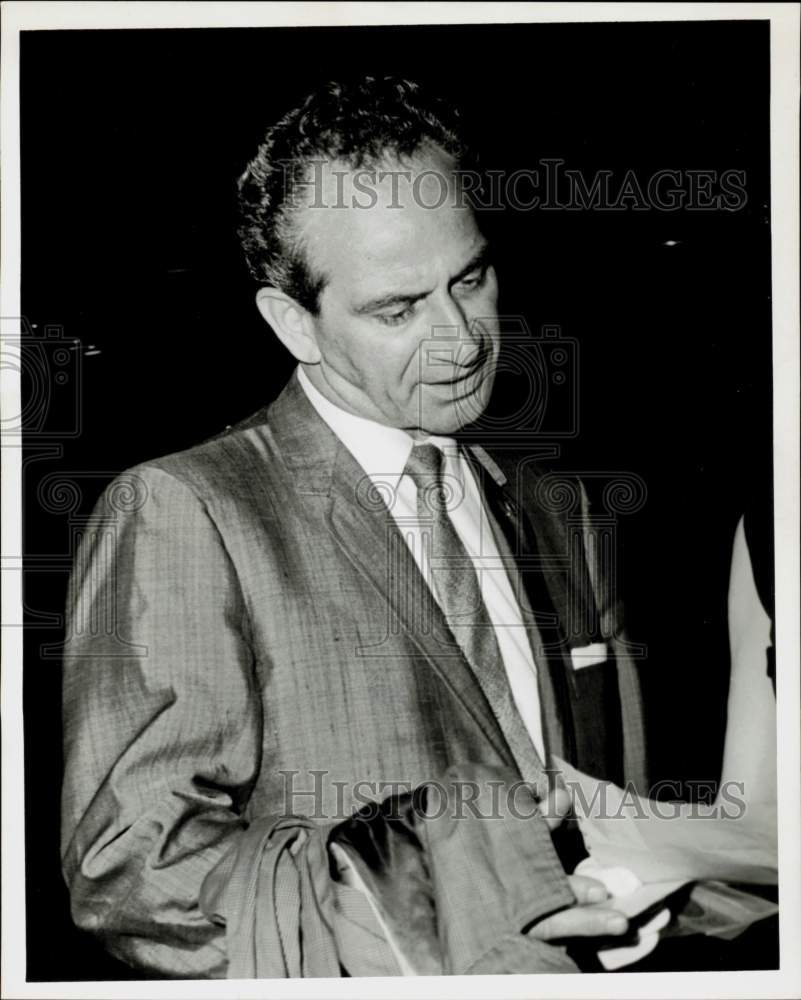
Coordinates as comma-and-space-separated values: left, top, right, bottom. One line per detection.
2, 3, 798, 998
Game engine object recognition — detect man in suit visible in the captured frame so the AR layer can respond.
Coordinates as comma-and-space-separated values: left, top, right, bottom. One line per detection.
61, 76, 648, 977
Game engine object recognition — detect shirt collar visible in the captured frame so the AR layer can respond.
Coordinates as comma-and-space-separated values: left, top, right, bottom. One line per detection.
296, 365, 459, 482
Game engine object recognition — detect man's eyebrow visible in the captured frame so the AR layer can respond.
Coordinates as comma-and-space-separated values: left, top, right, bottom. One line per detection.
352, 243, 492, 316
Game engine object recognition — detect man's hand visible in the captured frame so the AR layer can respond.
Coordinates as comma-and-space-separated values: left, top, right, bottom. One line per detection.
527, 786, 629, 942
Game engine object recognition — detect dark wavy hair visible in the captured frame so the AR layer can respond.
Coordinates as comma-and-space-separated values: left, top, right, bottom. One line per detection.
237, 76, 472, 313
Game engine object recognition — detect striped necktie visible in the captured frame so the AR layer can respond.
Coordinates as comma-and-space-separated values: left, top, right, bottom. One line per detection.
404, 443, 551, 781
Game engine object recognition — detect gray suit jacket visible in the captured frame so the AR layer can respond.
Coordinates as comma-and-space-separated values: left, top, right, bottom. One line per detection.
61, 372, 647, 977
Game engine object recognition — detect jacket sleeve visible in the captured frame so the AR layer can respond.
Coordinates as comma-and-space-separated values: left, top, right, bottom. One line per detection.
61, 465, 262, 977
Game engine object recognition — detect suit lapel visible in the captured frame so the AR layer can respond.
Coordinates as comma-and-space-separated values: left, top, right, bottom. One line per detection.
267, 374, 515, 766
464, 447, 576, 768
474, 447, 626, 784
265, 379, 626, 783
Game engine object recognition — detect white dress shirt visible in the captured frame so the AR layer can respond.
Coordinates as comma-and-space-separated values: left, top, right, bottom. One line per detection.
297, 365, 547, 761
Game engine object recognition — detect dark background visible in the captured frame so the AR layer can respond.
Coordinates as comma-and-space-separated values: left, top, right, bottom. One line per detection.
20, 20, 772, 980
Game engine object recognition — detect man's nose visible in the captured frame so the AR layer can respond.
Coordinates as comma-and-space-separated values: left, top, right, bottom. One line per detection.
425, 294, 483, 371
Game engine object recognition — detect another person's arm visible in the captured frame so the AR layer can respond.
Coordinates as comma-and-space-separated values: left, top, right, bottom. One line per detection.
719, 514, 776, 808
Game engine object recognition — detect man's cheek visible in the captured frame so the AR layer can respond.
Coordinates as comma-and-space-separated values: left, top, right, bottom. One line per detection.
468, 295, 498, 331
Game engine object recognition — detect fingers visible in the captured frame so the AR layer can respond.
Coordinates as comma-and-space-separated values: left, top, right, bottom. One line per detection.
567, 873, 609, 905
529, 904, 629, 942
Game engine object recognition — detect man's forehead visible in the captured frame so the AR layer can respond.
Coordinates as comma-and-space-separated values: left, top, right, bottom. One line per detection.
298, 150, 480, 288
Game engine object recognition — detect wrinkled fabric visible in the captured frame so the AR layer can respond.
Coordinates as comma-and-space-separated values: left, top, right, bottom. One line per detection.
197, 765, 579, 977
331, 762, 579, 975
199, 816, 340, 979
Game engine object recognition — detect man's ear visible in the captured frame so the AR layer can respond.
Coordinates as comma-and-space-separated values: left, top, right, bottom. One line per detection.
255, 288, 321, 364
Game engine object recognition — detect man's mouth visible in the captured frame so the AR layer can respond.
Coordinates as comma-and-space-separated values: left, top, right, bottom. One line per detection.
422, 340, 495, 388
422, 365, 493, 399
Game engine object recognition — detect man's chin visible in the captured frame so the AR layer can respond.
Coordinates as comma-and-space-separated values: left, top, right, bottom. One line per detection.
416, 381, 494, 435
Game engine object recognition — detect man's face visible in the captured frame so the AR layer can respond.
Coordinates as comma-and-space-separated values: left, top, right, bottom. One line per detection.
298, 147, 500, 437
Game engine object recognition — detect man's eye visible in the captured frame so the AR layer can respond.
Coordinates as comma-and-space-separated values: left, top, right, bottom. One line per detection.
376, 306, 414, 326
455, 268, 486, 292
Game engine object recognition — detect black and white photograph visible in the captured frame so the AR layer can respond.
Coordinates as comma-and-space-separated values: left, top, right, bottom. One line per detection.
1, 3, 799, 998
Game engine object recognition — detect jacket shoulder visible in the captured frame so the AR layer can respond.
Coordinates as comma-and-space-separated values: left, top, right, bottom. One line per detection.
114, 403, 280, 510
